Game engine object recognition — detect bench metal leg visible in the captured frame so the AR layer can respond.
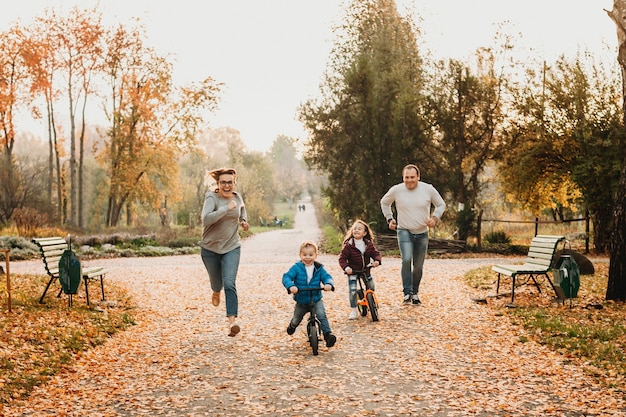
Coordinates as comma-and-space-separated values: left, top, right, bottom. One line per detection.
510, 275, 516, 303
40, 276, 56, 303
99, 276, 105, 301
496, 273, 501, 294
84, 277, 91, 305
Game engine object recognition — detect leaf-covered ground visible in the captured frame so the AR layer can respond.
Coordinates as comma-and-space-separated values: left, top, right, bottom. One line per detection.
3, 206, 624, 416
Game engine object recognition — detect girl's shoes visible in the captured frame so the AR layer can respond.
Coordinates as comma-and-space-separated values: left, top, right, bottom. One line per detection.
348, 309, 358, 320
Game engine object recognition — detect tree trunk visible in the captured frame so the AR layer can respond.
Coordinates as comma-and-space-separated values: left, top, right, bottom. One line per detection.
606, 1, 626, 300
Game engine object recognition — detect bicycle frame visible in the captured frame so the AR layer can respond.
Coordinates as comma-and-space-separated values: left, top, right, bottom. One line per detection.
350, 269, 380, 322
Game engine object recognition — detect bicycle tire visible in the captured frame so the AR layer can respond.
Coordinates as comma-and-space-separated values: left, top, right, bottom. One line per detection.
357, 289, 367, 316
367, 292, 379, 322
307, 320, 319, 355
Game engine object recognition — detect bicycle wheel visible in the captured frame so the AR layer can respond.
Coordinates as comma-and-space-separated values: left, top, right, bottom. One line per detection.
367, 292, 379, 322
307, 320, 319, 355
357, 289, 367, 316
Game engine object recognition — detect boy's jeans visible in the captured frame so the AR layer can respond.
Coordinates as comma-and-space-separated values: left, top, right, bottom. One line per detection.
290, 299, 331, 334
396, 229, 428, 295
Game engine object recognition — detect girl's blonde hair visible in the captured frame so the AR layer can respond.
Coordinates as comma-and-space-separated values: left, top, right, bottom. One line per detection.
343, 219, 375, 243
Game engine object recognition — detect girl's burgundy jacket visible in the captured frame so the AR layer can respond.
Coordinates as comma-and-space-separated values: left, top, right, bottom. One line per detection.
338, 237, 382, 273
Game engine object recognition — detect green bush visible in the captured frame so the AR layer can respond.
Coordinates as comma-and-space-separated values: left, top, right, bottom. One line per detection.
484, 230, 511, 244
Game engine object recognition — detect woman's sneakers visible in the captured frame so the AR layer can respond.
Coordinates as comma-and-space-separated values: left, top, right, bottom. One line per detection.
348, 309, 358, 320
228, 323, 240, 337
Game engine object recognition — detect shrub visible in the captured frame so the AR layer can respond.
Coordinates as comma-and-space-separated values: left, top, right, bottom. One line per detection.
484, 230, 511, 244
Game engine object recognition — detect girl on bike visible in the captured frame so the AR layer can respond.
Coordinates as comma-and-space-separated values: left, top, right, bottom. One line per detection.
338, 220, 382, 319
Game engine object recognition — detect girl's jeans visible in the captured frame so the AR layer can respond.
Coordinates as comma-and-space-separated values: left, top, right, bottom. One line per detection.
201, 246, 240, 317
347, 274, 375, 308
396, 229, 429, 295
290, 299, 332, 334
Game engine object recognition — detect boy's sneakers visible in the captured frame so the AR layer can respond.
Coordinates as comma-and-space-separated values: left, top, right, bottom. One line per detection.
324, 332, 337, 348
411, 294, 422, 305
402, 294, 412, 305
286, 323, 296, 335
348, 309, 358, 320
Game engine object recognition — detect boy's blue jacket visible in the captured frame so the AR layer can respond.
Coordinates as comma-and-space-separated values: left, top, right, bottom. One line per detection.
282, 260, 334, 304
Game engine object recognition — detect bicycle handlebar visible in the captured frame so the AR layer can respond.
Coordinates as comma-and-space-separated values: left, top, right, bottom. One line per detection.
296, 286, 334, 292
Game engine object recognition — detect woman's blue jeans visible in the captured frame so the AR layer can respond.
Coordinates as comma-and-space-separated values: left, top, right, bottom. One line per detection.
201, 246, 240, 317
396, 229, 429, 295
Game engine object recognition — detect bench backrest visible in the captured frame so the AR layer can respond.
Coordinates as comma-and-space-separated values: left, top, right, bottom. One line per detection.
32, 237, 69, 277
524, 235, 565, 269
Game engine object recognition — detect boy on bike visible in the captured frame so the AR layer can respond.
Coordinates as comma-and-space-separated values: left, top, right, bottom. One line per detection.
338, 220, 382, 319
282, 240, 337, 348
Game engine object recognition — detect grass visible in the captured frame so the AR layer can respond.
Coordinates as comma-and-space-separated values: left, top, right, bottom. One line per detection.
464, 262, 626, 391
0, 273, 135, 406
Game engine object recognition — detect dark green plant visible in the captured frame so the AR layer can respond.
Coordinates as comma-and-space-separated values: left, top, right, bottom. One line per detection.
484, 230, 511, 244
455, 207, 476, 242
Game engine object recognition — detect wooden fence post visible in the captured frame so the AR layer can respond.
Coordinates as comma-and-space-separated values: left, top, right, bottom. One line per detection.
1, 249, 10, 313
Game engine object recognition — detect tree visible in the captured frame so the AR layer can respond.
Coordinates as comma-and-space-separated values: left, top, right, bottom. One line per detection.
424, 51, 506, 240
269, 135, 306, 206
498, 53, 625, 252
0, 24, 34, 223
100, 24, 220, 227
299, 0, 427, 232
42, 6, 104, 227
606, 1, 626, 300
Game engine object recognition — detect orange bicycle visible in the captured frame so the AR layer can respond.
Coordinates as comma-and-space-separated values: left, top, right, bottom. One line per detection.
351, 268, 379, 322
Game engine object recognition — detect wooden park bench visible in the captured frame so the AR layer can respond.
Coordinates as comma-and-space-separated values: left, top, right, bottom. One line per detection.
32, 237, 107, 306
492, 235, 565, 306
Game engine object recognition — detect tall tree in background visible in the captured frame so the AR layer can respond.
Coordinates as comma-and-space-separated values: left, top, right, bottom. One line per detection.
43, 6, 104, 226
101, 24, 220, 227
300, 0, 426, 231
424, 52, 505, 240
0, 25, 32, 223
269, 135, 306, 206
499, 53, 625, 252
606, 1, 626, 300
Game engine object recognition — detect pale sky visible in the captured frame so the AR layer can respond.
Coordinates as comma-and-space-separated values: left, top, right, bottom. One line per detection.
1, 0, 617, 152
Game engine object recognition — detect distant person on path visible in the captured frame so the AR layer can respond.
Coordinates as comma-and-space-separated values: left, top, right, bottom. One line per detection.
282, 240, 337, 348
380, 164, 446, 305
338, 220, 382, 319
200, 167, 249, 337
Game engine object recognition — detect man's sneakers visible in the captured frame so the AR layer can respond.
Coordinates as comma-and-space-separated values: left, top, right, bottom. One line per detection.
403, 293, 422, 305
348, 309, 358, 320
402, 293, 412, 305
286, 323, 296, 335
324, 332, 337, 348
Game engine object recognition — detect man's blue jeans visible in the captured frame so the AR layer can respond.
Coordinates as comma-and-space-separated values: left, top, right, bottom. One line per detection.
201, 246, 240, 317
396, 229, 429, 295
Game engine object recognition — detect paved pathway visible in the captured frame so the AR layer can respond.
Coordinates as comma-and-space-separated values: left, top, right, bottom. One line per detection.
5, 204, 624, 416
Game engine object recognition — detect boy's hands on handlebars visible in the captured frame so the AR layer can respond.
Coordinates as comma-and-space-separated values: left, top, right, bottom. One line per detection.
324, 284, 332, 291
289, 286, 298, 294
